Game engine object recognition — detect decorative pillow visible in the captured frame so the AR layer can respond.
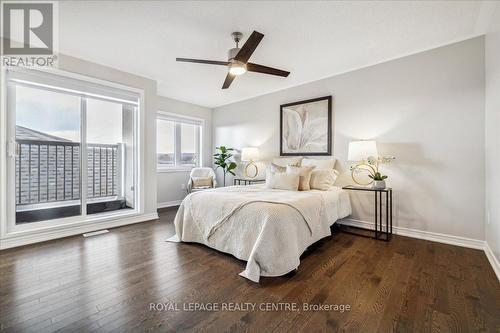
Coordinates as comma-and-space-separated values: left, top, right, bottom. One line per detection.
309, 169, 339, 190
268, 163, 286, 174
301, 158, 336, 170
286, 165, 315, 191
265, 172, 300, 191
272, 156, 303, 167
192, 176, 212, 188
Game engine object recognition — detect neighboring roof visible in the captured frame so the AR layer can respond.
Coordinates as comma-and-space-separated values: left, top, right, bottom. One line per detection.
16, 126, 72, 142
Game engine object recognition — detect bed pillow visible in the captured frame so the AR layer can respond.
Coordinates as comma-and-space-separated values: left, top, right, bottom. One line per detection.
272, 156, 303, 167
192, 176, 212, 188
268, 162, 286, 174
286, 165, 315, 191
265, 172, 300, 191
309, 169, 339, 190
301, 158, 336, 170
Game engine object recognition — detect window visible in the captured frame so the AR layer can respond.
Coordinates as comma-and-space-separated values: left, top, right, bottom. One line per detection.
157, 113, 202, 170
6, 68, 140, 228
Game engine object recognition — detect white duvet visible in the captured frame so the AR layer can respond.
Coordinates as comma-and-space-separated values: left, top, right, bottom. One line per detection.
167, 184, 351, 282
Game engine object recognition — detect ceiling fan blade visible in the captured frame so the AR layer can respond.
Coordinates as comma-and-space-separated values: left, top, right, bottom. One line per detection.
222, 73, 236, 89
176, 58, 229, 66
246, 63, 290, 77
234, 31, 264, 64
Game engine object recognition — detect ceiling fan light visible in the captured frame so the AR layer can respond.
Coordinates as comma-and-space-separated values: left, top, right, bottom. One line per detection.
229, 61, 247, 76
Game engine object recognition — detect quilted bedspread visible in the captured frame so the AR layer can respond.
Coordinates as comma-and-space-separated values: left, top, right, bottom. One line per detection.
167, 185, 351, 282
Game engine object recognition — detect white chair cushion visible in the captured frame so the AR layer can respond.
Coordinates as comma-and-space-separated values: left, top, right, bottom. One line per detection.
190, 167, 216, 178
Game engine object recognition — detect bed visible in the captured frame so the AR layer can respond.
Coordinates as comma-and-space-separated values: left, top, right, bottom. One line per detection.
167, 184, 351, 282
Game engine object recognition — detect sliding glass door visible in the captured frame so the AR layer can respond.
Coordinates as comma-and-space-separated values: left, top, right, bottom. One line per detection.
14, 85, 83, 223
85, 98, 136, 215
6, 69, 139, 230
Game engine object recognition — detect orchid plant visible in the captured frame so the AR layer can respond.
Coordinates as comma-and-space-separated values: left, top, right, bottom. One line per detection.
350, 155, 395, 182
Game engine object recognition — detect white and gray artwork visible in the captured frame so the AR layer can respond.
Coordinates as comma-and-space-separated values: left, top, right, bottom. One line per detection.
281, 96, 331, 155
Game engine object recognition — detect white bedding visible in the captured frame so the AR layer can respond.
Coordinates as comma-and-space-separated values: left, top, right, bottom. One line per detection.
167, 184, 351, 282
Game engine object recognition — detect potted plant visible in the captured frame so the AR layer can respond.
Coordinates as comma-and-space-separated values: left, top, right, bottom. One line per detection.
366, 156, 393, 189
369, 172, 388, 189
214, 146, 237, 186
350, 155, 394, 188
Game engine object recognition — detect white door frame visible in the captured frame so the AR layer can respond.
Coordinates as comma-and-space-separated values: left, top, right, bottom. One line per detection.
0, 67, 145, 241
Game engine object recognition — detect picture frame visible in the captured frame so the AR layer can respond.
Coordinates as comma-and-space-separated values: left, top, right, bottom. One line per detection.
280, 95, 332, 156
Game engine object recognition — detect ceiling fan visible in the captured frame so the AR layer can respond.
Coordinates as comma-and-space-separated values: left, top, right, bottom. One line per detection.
176, 31, 290, 89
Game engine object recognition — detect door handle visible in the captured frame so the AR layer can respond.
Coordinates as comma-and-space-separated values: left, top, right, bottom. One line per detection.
7, 139, 17, 158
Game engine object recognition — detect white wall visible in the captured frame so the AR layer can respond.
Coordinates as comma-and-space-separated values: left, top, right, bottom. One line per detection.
156, 96, 212, 206
485, 5, 500, 264
214, 37, 485, 241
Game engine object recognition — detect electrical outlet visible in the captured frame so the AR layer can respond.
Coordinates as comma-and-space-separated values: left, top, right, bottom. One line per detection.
181, 183, 186, 190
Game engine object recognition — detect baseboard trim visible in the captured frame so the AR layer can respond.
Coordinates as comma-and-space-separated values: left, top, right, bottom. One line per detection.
157, 200, 182, 209
338, 218, 499, 281
0, 212, 159, 250
339, 218, 485, 249
483, 242, 500, 281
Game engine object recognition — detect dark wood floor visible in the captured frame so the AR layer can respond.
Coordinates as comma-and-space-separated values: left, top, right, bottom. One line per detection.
0, 208, 499, 333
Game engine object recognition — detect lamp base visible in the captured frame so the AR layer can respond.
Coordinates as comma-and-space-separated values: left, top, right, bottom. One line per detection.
351, 162, 376, 186
244, 161, 259, 179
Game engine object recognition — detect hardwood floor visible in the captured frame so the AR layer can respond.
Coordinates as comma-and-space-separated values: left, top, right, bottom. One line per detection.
0, 207, 499, 333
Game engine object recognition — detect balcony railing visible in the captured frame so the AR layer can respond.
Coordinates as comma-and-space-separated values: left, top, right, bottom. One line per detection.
15, 139, 122, 206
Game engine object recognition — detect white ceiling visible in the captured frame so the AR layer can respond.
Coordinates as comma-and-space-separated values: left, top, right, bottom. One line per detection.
59, 1, 491, 108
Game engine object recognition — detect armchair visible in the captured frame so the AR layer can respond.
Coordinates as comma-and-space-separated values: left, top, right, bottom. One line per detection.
187, 167, 217, 193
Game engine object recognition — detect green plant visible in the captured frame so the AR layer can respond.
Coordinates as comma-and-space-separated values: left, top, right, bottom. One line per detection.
369, 172, 388, 181
214, 146, 237, 186
350, 155, 395, 185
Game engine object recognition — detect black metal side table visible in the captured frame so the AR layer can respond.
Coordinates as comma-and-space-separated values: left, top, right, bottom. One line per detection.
233, 178, 266, 186
341, 185, 393, 241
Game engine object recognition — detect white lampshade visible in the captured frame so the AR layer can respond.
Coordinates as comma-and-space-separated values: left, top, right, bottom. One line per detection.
348, 140, 378, 161
241, 147, 259, 161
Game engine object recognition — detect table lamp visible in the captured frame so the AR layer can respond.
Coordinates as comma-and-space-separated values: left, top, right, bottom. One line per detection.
348, 140, 378, 185
348, 140, 378, 162
241, 147, 260, 179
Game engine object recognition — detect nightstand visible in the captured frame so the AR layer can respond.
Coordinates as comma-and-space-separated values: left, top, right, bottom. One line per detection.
341, 185, 393, 241
233, 178, 266, 186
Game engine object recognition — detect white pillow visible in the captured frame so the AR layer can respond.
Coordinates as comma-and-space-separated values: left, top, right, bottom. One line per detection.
286, 165, 315, 191
272, 156, 303, 167
301, 158, 336, 170
268, 162, 286, 174
266, 172, 300, 191
309, 169, 339, 190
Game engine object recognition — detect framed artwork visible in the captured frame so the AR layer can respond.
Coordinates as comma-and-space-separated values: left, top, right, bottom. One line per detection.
280, 95, 332, 156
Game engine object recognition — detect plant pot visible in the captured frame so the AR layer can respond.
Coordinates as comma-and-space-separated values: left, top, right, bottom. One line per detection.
372, 180, 386, 189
